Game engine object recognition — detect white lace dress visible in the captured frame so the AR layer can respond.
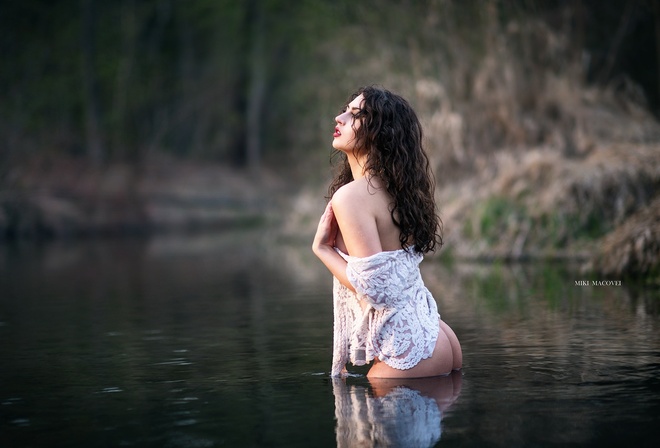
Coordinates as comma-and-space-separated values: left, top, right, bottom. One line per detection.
331, 247, 440, 377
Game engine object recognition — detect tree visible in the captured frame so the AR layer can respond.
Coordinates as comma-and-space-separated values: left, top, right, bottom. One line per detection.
80, 0, 105, 166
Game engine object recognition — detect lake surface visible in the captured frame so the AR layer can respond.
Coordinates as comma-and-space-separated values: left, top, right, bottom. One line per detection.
1, 230, 659, 447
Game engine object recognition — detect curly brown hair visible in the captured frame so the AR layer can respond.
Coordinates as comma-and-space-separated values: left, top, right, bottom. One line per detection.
327, 85, 442, 254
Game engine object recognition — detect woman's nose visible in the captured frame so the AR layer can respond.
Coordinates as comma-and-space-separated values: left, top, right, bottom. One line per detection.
335, 113, 344, 125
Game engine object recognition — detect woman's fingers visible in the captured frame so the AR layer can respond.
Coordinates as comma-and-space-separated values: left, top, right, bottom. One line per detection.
315, 201, 337, 248
324, 201, 333, 220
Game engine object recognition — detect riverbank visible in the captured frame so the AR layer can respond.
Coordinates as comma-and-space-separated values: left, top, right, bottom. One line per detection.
0, 155, 281, 239
438, 142, 660, 268
282, 141, 660, 280
2, 141, 658, 279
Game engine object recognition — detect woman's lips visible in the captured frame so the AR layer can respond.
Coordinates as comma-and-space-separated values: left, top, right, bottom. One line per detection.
333, 127, 341, 138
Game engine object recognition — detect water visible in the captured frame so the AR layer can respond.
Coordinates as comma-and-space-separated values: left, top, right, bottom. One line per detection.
1, 230, 659, 447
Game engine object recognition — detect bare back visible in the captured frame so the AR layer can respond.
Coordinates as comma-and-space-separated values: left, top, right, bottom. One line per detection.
332, 176, 402, 257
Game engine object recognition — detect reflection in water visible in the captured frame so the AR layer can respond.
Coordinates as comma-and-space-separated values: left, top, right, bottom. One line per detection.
333, 372, 462, 447
1, 233, 660, 447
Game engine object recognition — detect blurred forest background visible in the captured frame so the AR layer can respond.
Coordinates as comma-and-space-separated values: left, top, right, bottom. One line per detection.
1, 0, 659, 278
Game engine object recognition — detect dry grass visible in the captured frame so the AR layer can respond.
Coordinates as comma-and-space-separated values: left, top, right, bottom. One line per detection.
584, 196, 660, 278
492, 143, 660, 226
419, 16, 660, 272
439, 142, 660, 263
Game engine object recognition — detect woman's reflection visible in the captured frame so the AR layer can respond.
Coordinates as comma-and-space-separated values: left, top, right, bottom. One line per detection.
333, 371, 462, 447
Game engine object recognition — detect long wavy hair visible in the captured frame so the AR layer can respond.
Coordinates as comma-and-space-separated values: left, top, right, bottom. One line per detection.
327, 85, 442, 254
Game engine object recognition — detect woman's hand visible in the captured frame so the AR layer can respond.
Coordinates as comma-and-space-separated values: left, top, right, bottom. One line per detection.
312, 201, 338, 256
312, 200, 355, 292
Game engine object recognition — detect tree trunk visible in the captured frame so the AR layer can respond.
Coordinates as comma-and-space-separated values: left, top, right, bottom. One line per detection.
653, 0, 660, 114
246, 0, 266, 177
597, 0, 635, 84
80, 0, 104, 167
112, 0, 137, 160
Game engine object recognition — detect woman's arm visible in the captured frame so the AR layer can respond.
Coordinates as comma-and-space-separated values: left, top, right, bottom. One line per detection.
312, 182, 383, 290
312, 201, 355, 291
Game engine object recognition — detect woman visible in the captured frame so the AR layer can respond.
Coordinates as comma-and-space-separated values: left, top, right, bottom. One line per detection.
312, 85, 462, 378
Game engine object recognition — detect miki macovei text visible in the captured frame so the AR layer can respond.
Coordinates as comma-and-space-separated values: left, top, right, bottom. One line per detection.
575, 280, 622, 286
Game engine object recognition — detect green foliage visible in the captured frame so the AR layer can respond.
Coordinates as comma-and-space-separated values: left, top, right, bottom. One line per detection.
537, 212, 566, 247
474, 196, 527, 244
579, 210, 609, 240
467, 195, 612, 252
0, 0, 657, 170
536, 209, 610, 248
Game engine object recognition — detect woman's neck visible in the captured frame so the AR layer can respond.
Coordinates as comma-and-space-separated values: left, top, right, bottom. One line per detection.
347, 152, 367, 180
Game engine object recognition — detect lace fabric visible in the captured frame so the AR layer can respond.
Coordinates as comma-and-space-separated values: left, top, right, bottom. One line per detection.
332, 248, 440, 377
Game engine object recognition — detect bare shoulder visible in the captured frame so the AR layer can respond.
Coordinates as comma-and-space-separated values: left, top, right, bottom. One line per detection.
333, 177, 387, 204
331, 178, 384, 256
334, 177, 401, 253
331, 179, 370, 220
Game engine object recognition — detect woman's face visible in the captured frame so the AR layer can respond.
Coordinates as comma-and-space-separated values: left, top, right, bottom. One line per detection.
332, 94, 364, 153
